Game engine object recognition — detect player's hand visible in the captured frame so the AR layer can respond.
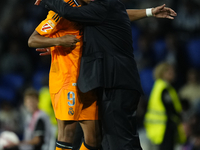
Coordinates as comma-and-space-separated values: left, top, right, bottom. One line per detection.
36, 48, 51, 56
58, 35, 80, 48
152, 4, 177, 19
34, 0, 42, 5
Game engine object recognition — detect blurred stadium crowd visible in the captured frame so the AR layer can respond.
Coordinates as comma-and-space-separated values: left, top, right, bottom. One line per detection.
0, 0, 200, 149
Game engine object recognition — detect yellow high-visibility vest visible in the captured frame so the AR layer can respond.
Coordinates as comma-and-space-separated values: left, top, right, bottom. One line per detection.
144, 79, 186, 144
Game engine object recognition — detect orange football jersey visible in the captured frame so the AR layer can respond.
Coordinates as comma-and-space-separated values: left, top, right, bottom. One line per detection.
35, 0, 83, 93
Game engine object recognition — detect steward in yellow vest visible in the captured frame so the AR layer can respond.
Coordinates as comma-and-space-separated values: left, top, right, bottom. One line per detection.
144, 63, 186, 150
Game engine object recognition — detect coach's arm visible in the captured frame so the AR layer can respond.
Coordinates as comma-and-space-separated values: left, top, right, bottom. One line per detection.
127, 4, 177, 22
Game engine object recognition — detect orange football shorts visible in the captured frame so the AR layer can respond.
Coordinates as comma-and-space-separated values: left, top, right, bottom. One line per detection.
50, 88, 99, 121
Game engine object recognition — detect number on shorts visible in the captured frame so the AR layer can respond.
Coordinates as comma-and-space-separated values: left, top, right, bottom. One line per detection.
67, 91, 75, 106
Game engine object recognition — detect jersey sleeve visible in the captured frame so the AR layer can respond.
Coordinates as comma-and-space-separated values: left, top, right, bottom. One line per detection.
36, 10, 62, 37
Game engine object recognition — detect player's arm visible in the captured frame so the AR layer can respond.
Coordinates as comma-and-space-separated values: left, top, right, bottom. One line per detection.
127, 4, 177, 22
28, 30, 60, 48
28, 30, 80, 48
37, 0, 107, 24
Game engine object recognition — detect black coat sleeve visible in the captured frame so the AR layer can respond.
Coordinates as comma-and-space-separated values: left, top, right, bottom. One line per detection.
40, 0, 108, 24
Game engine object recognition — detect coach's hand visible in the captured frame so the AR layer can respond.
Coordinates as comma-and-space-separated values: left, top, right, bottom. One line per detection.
152, 4, 177, 19
58, 35, 80, 48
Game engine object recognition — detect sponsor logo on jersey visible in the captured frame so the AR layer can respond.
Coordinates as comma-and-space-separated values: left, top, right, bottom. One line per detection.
41, 23, 53, 32
68, 107, 74, 116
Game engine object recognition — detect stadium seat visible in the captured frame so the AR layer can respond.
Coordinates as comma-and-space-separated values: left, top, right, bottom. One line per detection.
0, 73, 24, 90
153, 39, 167, 63
32, 70, 49, 91
0, 86, 15, 102
139, 68, 154, 96
131, 24, 140, 51
186, 38, 200, 68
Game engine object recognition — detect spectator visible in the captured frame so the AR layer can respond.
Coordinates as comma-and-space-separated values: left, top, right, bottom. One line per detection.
4, 88, 52, 150
179, 68, 200, 107
144, 62, 186, 150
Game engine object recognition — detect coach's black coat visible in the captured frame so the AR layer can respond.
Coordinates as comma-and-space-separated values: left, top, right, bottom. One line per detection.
40, 0, 143, 94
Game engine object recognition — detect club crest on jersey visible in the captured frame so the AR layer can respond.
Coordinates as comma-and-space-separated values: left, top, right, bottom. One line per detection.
68, 107, 74, 116
72, 83, 77, 86
41, 23, 53, 32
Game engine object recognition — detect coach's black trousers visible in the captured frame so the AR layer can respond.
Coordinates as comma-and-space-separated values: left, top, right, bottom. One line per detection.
99, 88, 142, 150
